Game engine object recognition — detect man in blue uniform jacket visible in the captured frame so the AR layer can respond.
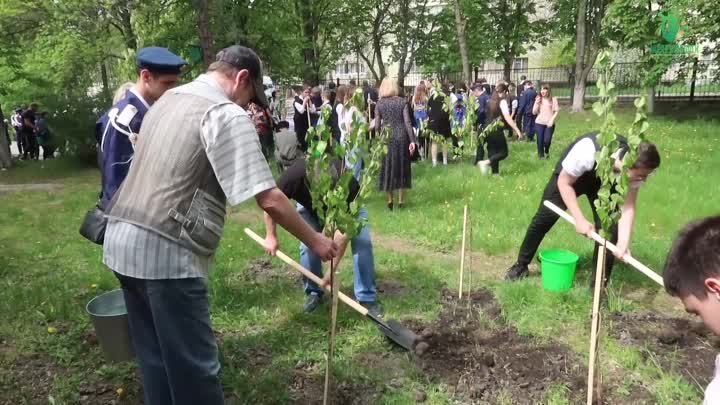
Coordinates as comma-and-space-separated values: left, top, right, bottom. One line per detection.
96, 47, 187, 209
517, 80, 537, 141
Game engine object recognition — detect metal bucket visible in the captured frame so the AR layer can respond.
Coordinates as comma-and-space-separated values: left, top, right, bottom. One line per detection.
86, 289, 134, 362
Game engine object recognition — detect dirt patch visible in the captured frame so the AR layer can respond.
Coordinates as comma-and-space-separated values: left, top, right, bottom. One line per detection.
0, 183, 63, 195
411, 289, 587, 404
376, 279, 407, 297
0, 352, 142, 405
610, 311, 717, 388
290, 361, 383, 405
242, 258, 299, 285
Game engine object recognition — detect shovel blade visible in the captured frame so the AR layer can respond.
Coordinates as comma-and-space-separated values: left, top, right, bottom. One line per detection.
373, 317, 418, 351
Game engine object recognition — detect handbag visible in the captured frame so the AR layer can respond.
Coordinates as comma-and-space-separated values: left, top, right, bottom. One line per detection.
79, 202, 107, 245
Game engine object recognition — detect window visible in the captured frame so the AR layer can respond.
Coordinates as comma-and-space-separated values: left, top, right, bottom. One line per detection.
513, 58, 528, 71
344, 62, 349, 74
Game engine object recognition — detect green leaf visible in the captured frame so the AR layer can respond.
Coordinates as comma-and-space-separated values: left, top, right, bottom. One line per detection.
592, 101, 605, 117
634, 96, 646, 109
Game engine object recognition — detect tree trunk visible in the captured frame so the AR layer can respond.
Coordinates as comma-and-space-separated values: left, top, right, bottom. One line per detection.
572, 0, 587, 112
100, 61, 111, 106
646, 87, 655, 114
373, 36, 386, 80
452, 0, 471, 85
118, 5, 137, 50
0, 105, 13, 169
193, 0, 214, 69
690, 57, 698, 103
503, 57, 513, 82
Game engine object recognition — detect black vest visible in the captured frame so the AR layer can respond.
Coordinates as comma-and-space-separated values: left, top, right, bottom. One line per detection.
427, 93, 451, 136
293, 96, 308, 132
553, 132, 629, 193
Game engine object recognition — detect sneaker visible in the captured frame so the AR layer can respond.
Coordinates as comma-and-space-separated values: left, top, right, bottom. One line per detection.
303, 293, 323, 313
504, 263, 529, 281
360, 301, 384, 318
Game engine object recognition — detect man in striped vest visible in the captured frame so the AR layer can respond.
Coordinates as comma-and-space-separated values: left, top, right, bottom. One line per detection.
103, 45, 338, 405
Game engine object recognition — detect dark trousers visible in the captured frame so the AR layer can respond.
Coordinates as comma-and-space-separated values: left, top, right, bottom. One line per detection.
114, 273, 224, 405
295, 127, 308, 152
477, 131, 509, 174
535, 124, 555, 157
515, 175, 618, 284
22, 132, 38, 159
42, 143, 55, 160
523, 114, 536, 140
14, 128, 23, 156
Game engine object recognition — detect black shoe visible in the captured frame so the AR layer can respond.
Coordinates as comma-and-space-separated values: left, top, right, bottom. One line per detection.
387, 202, 393, 211
303, 293, 323, 313
505, 263, 529, 281
360, 301, 384, 318
397, 202, 404, 209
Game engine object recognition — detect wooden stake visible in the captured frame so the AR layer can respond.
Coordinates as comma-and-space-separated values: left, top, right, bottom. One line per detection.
323, 258, 340, 405
459, 205, 468, 299
587, 243, 606, 405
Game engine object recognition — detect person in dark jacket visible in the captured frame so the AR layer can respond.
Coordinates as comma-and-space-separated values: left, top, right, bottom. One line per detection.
472, 83, 492, 164
426, 81, 451, 167
518, 80, 537, 141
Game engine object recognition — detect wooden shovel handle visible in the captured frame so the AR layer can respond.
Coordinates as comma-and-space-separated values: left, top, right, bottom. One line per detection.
244, 228, 369, 315
542, 201, 664, 286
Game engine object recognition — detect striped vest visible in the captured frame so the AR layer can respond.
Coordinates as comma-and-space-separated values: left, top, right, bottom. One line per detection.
107, 78, 234, 257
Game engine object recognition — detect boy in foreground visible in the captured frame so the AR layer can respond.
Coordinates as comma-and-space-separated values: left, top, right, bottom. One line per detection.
664, 216, 720, 404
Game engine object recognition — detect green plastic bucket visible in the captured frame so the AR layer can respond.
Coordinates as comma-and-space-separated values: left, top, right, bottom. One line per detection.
539, 249, 580, 292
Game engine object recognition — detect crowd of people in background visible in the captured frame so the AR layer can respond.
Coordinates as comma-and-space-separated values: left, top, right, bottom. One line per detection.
244, 74, 562, 210
7, 103, 56, 161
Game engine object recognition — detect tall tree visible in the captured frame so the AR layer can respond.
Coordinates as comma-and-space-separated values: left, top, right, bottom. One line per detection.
487, 0, 545, 82
295, 0, 345, 85
416, 0, 492, 79
341, 0, 393, 83
192, 0, 214, 69
565, 0, 608, 112
604, 0, 674, 113
390, 0, 443, 88
452, 0, 471, 85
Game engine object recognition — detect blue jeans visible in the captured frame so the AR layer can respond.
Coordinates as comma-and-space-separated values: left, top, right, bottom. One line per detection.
114, 273, 224, 405
298, 205, 377, 302
523, 113, 536, 140
535, 123, 555, 157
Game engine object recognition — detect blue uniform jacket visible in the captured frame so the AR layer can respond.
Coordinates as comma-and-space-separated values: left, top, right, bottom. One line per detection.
518, 88, 537, 116
95, 91, 149, 209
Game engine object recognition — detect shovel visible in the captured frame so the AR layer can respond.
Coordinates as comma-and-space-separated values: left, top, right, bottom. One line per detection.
542, 200, 664, 286
244, 228, 419, 351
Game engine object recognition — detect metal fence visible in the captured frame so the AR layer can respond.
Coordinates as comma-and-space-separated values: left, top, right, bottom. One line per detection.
331, 61, 720, 100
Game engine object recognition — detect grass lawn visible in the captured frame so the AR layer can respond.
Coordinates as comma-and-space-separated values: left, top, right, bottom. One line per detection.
1, 106, 718, 405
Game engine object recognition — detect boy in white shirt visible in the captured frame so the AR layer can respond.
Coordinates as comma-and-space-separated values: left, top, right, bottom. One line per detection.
505, 132, 661, 285
664, 217, 720, 404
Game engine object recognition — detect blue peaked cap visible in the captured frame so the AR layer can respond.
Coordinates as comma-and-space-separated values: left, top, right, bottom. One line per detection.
136, 46, 187, 74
